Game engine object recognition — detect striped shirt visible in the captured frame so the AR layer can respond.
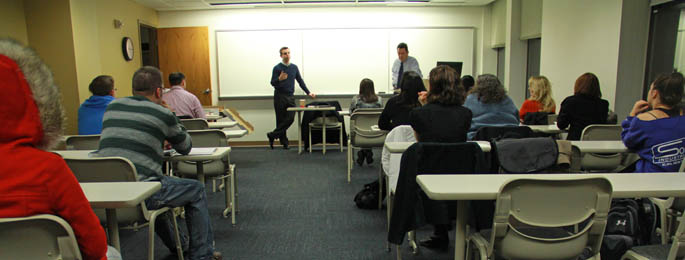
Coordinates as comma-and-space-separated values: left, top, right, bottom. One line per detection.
95, 96, 191, 181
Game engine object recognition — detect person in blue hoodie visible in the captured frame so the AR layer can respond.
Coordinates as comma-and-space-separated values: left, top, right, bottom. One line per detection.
622, 72, 685, 173
78, 75, 115, 135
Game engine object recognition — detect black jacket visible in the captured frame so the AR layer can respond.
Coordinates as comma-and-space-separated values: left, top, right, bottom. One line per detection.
388, 142, 486, 245
557, 94, 609, 140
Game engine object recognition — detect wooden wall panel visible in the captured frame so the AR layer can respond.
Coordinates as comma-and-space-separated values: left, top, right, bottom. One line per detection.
157, 26, 211, 105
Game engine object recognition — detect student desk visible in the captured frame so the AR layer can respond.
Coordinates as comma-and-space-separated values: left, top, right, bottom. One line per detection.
80, 182, 161, 251
208, 121, 238, 129
205, 114, 223, 121
569, 140, 628, 153
223, 129, 248, 139
525, 124, 565, 134
286, 106, 337, 154
55, 148, 233, 187
384, 141, 492, 154
168, 147, 232, 186
416, 172, 685, 260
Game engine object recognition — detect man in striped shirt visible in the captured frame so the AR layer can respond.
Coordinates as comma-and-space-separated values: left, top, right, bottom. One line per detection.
96, 66, 222, 260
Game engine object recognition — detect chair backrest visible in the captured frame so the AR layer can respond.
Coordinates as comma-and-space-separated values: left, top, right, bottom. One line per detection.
63, 157, 146, 223
580, 124, 622, 141
490, 177, 612, 260
64, 157, 138, 182
0, 214, 82, 260
180, 118, 209, 130
416, 142, 486, 174
667, 209, 685, 259
187, 130, 228, 147
350, 110, 386, 147
579, 124, 623, 171
65, 135, 101, 150
547, 114, 558, 125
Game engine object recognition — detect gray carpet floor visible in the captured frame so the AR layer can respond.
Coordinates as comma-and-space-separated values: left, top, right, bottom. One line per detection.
118, 147, 456, 260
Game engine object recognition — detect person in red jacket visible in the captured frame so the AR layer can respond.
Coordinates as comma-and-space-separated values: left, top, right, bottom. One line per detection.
0, 38, 109, 260
519, 75, 556, 121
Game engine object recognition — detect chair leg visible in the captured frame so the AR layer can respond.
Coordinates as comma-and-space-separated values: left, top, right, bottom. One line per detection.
347, 140, 352, 183
308, 127, 312, 154
170, 210, 184, 260
378, 166, 383, 209
322, 118, 327, 155
339, 127, 343, 152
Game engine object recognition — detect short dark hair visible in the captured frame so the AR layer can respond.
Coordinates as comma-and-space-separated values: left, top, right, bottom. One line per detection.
397, 71, 425, 108
427, 65, 464, 105
279, 47, 289, 56
397, 42, 408, 52
461, 75, 475, 93
132, 66, 163, 95
652, 72, 684, 107
574, 72, 602, 98
472, 74, 507, 104
89, 75, 114, 96
169, 72, 185, 86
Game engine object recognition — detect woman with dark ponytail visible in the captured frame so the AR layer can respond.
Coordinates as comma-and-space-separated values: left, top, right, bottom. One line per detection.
622, 72, 685, 172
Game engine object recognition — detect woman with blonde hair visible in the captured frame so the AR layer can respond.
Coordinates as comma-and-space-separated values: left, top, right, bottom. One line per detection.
519, 76, 556, 121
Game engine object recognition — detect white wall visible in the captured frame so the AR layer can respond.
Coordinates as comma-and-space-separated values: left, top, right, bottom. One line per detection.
158, 6, 493, 142
615, 0, 650, 121
540, 0, 623, 112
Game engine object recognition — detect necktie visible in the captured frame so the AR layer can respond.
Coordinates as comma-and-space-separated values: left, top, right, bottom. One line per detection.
397, 62, 404, 89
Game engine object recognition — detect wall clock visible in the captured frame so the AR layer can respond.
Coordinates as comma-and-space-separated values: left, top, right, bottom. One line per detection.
122, 37, 134, 61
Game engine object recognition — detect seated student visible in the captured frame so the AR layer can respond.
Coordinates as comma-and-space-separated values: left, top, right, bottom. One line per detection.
622, 72, 685, 172
378, 71, 426, 130
463, 74, 519, 139
461, 75, 475, 93
162, 72, 206, 119
350, 78, 382, 166
557, 72, 609, 140
0, 39, 109, 260
519, 75, 556, 122
410, 65, 471, 250
95, 66, 222, 260
78, 75, 116, 134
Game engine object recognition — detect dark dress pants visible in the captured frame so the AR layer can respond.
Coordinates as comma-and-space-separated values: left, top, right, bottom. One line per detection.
272, 92, 295, 144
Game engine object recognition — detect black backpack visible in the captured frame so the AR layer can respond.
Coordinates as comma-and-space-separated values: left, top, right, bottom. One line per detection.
600, 198, 657, 260
354, 180, 385, 209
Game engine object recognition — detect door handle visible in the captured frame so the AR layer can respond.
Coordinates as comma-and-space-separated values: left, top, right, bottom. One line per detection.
204, 88, 210, 94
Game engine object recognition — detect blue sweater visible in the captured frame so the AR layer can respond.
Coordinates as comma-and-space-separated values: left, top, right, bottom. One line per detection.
463, 94, 519, 139
621, 115, 685, 173
78, 95, 115, 135
270, 63, 310, 96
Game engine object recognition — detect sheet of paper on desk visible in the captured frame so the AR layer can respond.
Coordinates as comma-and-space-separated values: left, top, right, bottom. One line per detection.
189, 147, 217, 155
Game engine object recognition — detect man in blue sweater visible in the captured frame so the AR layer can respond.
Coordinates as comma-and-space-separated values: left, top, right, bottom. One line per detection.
267, 47, 316, 149
78, 75, 116, 134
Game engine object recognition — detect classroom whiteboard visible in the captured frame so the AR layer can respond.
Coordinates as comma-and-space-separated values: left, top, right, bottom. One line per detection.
216, 27, 474, 98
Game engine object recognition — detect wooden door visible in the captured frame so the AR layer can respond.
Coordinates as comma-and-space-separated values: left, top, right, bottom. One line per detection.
158, 26, 212, 105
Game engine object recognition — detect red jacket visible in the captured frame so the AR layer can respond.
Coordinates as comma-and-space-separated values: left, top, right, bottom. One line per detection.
0, 54, 107, 260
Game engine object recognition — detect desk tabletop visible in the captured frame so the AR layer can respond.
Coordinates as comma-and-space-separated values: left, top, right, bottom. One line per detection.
570, 140, 628, 153
525, 124, 564, 134
81, 182, 161, 208
287, 106, 336, 111
208, 121, 238, 129
53, 150, 95, 158
205, 114, 223, 121
417, 172, 685, 201
168, 147, 231, 161
384, 141, 491, 153
223, 129, 248, 138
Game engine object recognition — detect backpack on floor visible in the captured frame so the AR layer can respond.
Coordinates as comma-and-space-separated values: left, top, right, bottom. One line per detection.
600, 198, 657, 260
354, 180, 384, 209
